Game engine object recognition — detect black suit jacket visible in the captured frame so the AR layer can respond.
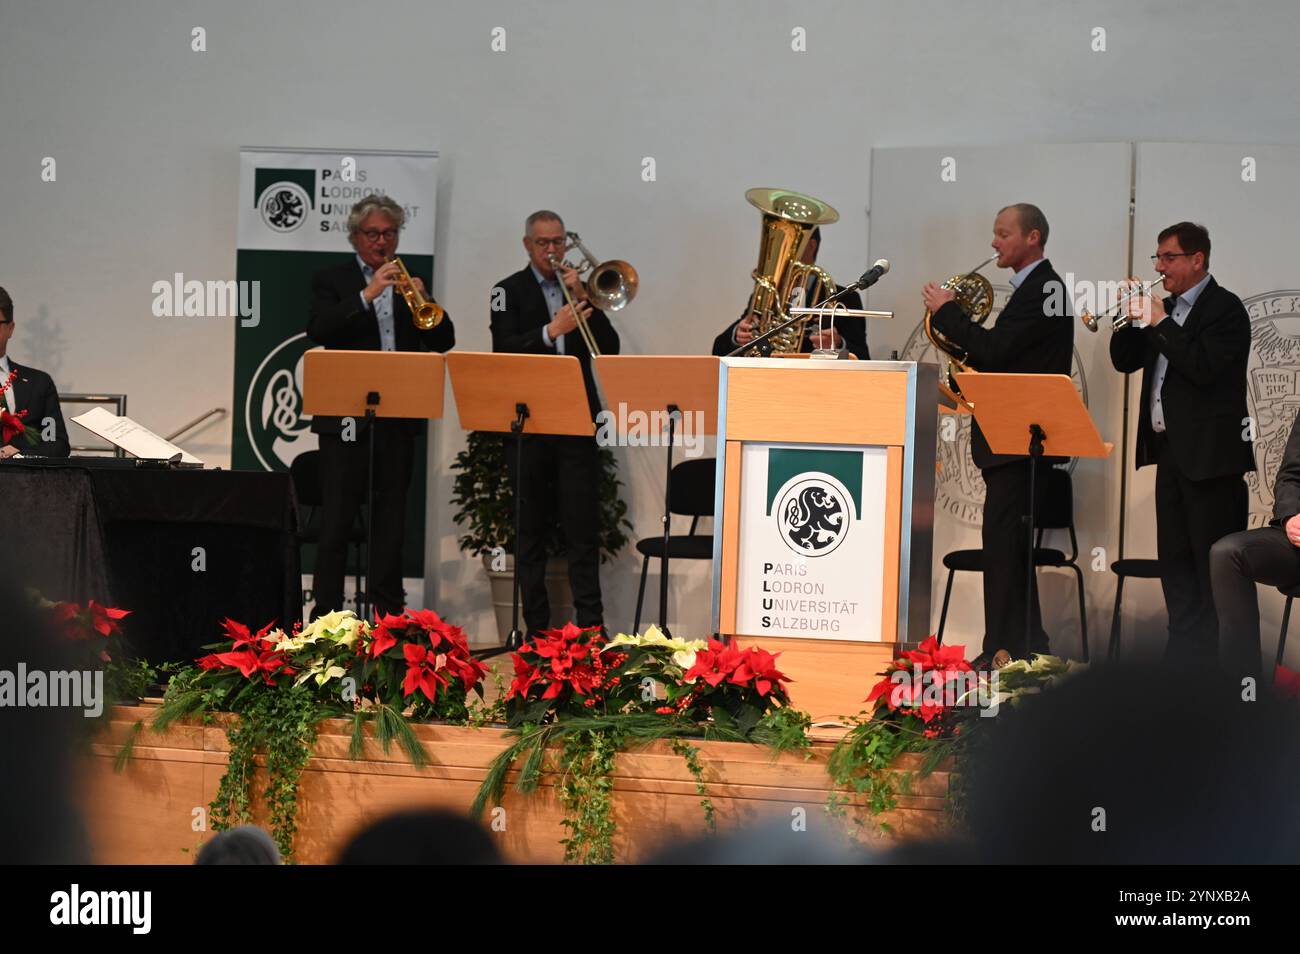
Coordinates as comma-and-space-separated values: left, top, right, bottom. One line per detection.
2, 360, 70, 457
1109, 276, 1254, 481
306, 259, 455, 436
711, 286, 870, 359
490, 265, 620, 419
930, 258, 1074, 470
1271, 410, 1300, 528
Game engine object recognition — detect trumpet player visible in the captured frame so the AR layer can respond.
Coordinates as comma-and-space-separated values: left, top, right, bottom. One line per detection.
921, 203, 1073, 667
1109, 222, 1253, 663
306, 194, 455, 619
490, 211, 619, 639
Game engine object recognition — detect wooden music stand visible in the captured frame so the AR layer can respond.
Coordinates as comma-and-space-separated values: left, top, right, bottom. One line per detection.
446, 352, 594, 655
593, 355, 720, 635
955, 371, 1111, 655
302, 349, 446, 620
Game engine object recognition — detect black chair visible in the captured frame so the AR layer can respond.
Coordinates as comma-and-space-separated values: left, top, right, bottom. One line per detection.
1105, 558, 1163, 661
1274, 582, 1299, 668
936, 466, 1089, 661
633, 457, 716, 635
289, 450, 366, 609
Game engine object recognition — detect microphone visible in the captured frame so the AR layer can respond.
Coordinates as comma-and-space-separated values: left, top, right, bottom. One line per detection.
850, 259, 890, 291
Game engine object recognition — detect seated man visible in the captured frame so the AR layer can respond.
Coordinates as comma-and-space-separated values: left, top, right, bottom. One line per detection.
0, 286, 70, 459
711, 227, 870, 359
1210, 409, 1300, 679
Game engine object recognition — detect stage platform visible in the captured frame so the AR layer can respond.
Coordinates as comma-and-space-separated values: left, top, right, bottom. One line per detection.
84, 704, 953, 864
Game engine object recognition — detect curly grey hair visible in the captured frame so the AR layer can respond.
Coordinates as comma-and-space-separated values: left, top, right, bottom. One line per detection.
347, 194, 406, 237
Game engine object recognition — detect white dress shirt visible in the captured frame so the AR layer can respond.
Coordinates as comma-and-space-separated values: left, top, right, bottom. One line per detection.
356, 254, 397, 351
533, 264, 568, 354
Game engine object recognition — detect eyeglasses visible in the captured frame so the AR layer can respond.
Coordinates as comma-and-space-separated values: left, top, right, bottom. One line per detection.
1150, 252, 1194, 264
532, 237, 568, 248
359, 229, 399, 242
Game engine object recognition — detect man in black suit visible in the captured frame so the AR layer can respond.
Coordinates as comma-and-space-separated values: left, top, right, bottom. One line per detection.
0, 286, 69, 459
712, 228, 871, 358
922, 204, 1073, 665
490, 210, 619, 636
1110, 222, 1253, 663
1211, 411, 1300, 680
306, 195, 455, 618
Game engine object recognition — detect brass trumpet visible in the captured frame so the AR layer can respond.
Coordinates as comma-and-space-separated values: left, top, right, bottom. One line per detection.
1080, 276, 1166, 333
388, 256, 445, 330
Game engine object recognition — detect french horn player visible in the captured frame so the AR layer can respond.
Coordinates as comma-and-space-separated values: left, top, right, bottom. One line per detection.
920, 204, 1072, 669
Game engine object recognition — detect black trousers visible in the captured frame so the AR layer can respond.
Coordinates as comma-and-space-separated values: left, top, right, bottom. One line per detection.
981, 459, 1049, 659
1210, 525, 1300, 678
1154, 440, 1248, 661
313, 422, 415, 618
504, 434, 603, 633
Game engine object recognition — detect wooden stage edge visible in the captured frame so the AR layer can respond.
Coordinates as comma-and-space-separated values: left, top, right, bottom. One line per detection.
83, 705, 953, 864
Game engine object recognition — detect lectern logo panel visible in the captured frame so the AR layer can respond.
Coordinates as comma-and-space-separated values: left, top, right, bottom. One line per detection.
775, 475, 852, 556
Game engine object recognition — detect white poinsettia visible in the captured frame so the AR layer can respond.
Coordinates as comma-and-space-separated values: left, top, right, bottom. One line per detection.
605, 626, 706, 668
293, 660, 348, 688
279, 610, 365, 652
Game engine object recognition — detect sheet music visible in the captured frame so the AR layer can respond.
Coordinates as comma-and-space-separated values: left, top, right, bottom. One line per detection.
70, 407, 204, 466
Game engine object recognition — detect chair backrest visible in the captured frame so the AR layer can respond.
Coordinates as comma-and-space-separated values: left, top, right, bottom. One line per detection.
1035, 466, 1074, 531
669, 457, 716, 518
289, 450, 324, 508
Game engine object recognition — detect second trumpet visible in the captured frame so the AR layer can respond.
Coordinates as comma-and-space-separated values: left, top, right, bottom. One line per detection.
1080, 276, 1166, 333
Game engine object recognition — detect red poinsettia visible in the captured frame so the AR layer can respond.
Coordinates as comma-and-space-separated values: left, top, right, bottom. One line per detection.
507, 623, 606, 702
683, 640, 791, 697
198, 618, 294, 685
865, 635, 973, 723
46, 600, 132, 660
377, 609, 486, 702
1, 370, 37, 446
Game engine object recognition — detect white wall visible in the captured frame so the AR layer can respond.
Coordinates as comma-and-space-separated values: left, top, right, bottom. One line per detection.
4, 0, 1300, 642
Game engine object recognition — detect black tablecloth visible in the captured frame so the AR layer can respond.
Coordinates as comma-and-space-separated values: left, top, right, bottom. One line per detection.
2, 460, 302, 664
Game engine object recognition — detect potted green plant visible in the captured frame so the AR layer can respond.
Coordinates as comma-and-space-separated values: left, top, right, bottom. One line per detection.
450, 431, 633, 640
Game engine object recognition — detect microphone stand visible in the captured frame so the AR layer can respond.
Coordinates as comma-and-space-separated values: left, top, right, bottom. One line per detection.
724, 283, 866, 359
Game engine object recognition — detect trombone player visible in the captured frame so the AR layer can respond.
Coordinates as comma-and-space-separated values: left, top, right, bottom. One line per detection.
306, 194, 455, 619
921, 203, 1073, 667
490, 211, 620, 639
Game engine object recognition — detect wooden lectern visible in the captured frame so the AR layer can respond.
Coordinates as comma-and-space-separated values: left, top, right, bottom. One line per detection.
712, 358, 938, 723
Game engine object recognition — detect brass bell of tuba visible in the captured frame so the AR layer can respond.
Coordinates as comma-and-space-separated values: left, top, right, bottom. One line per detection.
742, 188, 841, 355
923, 254, 997, 406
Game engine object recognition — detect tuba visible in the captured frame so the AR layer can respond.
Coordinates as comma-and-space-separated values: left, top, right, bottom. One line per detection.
742, 188, 841, 355
923, 254, 998, 406
388, 256, 445, 330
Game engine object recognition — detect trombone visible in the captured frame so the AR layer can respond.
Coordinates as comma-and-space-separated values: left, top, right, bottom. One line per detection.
1080, 276, 1166, 333
387, 256, 445, 330
547, 231, 638, 357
